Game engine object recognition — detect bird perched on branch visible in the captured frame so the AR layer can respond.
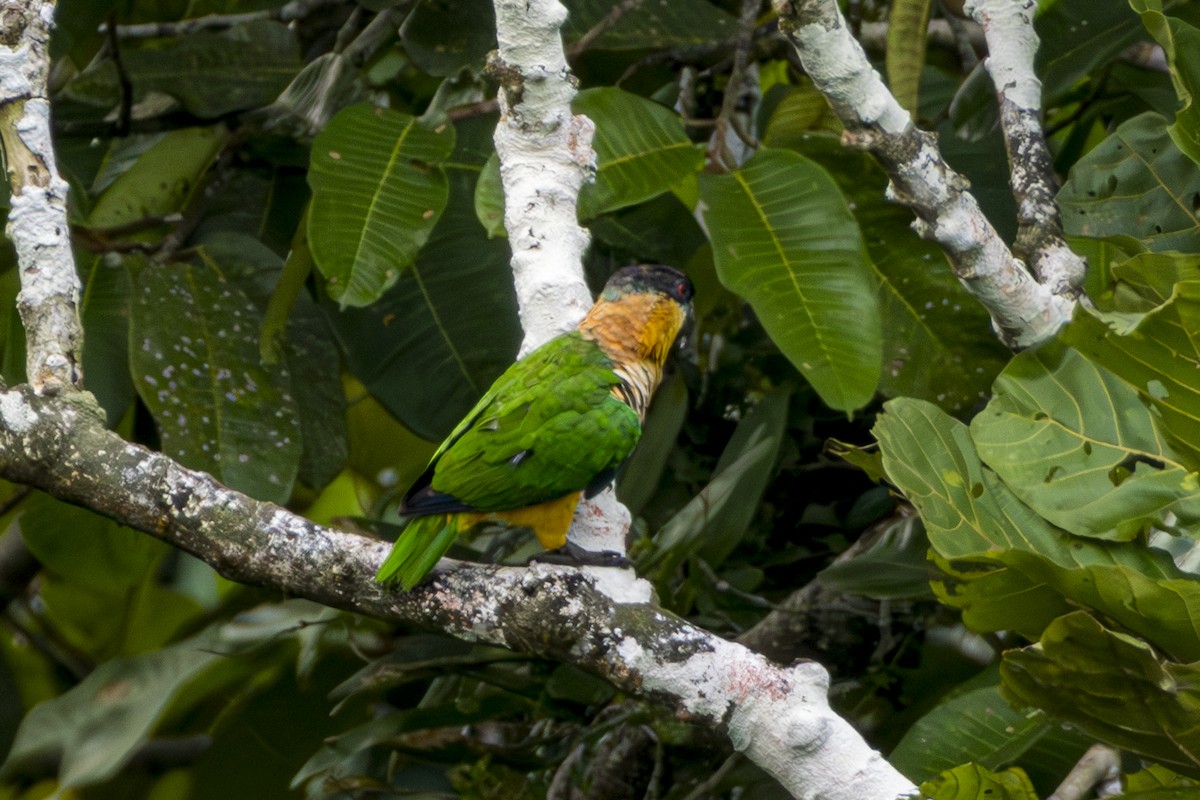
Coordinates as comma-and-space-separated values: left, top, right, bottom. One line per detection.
376, 264, 695, 590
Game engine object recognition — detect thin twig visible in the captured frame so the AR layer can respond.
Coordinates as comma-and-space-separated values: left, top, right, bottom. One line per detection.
103, 13, 133, 136
101, 0, 345, 39
712, 0, 762, 170
566, 0, 647, 60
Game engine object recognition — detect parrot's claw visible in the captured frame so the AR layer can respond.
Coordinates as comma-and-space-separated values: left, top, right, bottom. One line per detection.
529, 541, 631, 570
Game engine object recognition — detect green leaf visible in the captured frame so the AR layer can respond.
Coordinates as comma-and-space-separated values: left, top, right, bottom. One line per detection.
1111, 252, 1200, 308
561, 0, 738, 49
1132, 0, 1200, 167
329, 118, 521, 441
1036, 0, 1145, 101
817, 513, 934, 600
128, 257, 301, 503
971, 345, 1200, 540
86, 127, 226, 232
874, 398, 1200, 658
920, 763, 1039, 800
80, 256, 133, 426
62, 20, 301, 117
0, 601, 320, 790
20, 493, 166, 592
699, 148, 882, 412
1058, 112, 1200, 252
1001, 611, 1200, 778
1063, 281, 1200, 467
886, 0, 933, 116
574, 88, 704, 219
308, 104, 455, 307
696, 390, 789, 566
473, 152, 505, 238
890, 669, 1071, 783
400, 0, 495, 76
798, 135, 1006, 412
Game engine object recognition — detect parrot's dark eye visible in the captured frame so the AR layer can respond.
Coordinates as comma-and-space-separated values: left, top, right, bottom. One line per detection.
674, 279, 691, 301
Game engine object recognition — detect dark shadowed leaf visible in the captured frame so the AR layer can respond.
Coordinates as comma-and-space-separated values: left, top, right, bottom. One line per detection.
401, 0, 495, 76
562, 0, 737, 49
62, 20, 301, 117
80, 255, 133, 426
128, 257, 301, 503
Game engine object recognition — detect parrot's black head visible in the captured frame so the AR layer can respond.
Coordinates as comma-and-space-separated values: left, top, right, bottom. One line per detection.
601, 264, 694, 307
582, 265, 694, 367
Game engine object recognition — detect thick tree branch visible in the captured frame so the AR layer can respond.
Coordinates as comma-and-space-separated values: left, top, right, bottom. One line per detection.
965, 0, 1085, 296
0, 386, 916, 800
0, 0, 82, 392
490, 0, 596, 355
772, 0, 1075, 349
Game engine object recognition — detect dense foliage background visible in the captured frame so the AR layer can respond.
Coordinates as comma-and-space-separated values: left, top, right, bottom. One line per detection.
0, 0, 1199, 798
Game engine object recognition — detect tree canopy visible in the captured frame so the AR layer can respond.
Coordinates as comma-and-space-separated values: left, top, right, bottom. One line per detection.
1, 0, 1199, 799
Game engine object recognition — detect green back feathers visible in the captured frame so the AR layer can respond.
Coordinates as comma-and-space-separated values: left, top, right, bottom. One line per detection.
428, 332, 641, 510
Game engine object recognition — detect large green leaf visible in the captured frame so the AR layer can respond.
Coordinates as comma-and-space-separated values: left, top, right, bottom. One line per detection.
80, 256, 133, 426
971, 345, 1200, 540
1063, 281, 1200, 468
886, 0, 933, 116
0, 602, 319, 790
574, 88, 704, 219
61, 20, 301, 117
699, 148, 882, 412
874, 398, 1200, 659
777, 134, 1007, 413
1132, 0, 1200, 167
128, 258, 301, 503
920, 764, 1039, 800
1058, 112, 1200, 252
890, 669, 1088, 784
328, 118, 521, 441
1001, 611, 1200, 778
307, 104, 455, 307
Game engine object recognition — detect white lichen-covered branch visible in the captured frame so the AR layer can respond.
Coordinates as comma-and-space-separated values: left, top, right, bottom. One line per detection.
490, 0, 631, 554
0, 386, 918, 800
771, 0, 1076, 349
490, 0, 596, 354
965, 0, 1085, 295
0, 0, 82, 392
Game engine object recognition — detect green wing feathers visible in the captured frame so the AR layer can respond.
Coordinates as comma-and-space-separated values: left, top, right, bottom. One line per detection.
375, 515, 461, 589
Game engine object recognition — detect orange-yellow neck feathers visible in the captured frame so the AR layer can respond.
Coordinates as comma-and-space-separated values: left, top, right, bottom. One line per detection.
577, 293, 686, 418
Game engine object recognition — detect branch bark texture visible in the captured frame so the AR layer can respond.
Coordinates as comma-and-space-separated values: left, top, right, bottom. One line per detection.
772, 0, 1075, 349
0, 386, 917, 800
0, 0, 82, 392
490, 0, 596, 356
966, 0, 1085, 295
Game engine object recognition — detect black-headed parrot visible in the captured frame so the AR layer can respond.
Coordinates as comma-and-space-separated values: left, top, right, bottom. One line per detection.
375, 264, 694, 589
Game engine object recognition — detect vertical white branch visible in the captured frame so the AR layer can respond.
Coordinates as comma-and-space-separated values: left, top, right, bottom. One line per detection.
966, 0, 1085, 296
489, 0, 631, 555
0, 0, 83, 392
772, 0, 1075, 348
490, 0, 596, 355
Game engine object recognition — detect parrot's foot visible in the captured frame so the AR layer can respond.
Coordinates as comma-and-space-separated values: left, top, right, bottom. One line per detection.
529, 541, 631, 570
